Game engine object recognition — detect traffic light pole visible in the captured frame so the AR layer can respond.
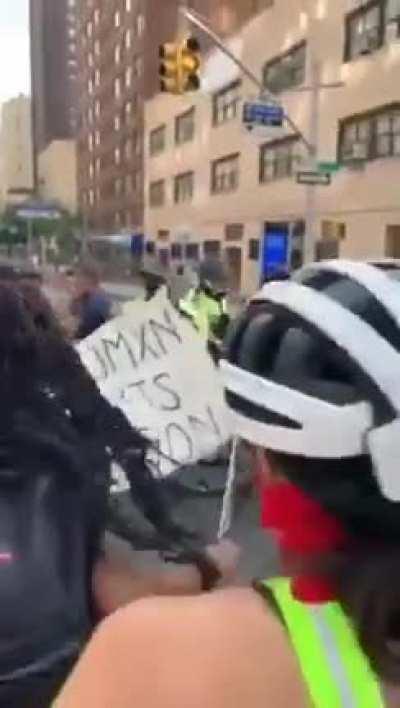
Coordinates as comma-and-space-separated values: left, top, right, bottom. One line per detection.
179, 5, 314, 155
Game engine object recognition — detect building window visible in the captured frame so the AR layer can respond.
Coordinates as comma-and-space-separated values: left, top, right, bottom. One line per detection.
94, 39, 100, 56
89, 189, 95, 206
149, 180, 165, 207
175, 108, 195, 145
386, 0, 400, 39
344, 1, 384, 61
95, 69, 100, 86
88, 133, 94, 151
115, 44, 121, 65
88, 107, 93, 124
86, 21, 93, 38
213, 81, 241, 125
225, 223, 244, 241
385, 225, 400, 257
149, 125, 166, 155
95, 157, 101, 174
88, 52, 94, 68
114, 115, 121, 132
115, 147, 121, 165
125, 101, 132, 124
248, 239, 260, 261
114, 10, 121, 27
125, 175, 133, 194
339, 103, 400, 162
260, 136, 301, 182
134, 55, 143, 77
95, 130, 101, 146
263, 42, 306, 94
174, 172, 194, 203
126, 0, 132, 11
136, 13, 145, 36
134, 170, 142, 193
89, 162, 94, 179
171, 243, 183, 259
211, 153, 239, 194
125, 138, 133, 159
185, 243, 199, 260
95, 99, 101, 117
125, 66, 132, 88
125, 29, 132, 49
134, 132, 142, 155
115, 178, 123, 197
204, 240, 221, 256
114, 78, 121, 99
94, 8, 100, 25
88, 78, 94, 95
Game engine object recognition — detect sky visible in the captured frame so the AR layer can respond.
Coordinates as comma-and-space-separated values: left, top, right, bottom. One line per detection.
0, 0, 30, 105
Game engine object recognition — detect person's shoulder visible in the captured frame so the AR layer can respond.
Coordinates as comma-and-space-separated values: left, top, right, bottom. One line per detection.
83, 589, 307, 708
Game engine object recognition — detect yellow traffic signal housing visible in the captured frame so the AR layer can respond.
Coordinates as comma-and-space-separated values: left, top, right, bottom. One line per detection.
159, 42, 181, 94
159, 37, 201, 95
179, 37, 201, 92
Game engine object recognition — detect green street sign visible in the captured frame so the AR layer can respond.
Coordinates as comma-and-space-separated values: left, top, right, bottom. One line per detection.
317, 161, 342, 174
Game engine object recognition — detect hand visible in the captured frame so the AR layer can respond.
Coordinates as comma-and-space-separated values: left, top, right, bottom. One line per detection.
206, 539, 240, 585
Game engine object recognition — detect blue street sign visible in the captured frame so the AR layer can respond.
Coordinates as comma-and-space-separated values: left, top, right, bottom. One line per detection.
242, 101, 284, 128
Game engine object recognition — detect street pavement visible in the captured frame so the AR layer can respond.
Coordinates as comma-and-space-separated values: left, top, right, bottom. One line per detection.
110, 457, 278, 583
167, 460, 278, 582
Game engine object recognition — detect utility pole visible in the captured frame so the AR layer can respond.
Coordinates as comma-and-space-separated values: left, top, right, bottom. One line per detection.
304, 56, 320, 263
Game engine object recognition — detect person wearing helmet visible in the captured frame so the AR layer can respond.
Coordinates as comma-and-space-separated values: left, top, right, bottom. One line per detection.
55, 260, 400, 708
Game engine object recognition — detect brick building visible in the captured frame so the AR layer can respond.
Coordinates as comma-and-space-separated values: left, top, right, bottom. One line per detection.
30, 0, 78, 184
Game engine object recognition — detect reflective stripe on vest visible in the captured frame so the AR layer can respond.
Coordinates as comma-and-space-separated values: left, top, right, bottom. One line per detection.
263, 578, 385, 708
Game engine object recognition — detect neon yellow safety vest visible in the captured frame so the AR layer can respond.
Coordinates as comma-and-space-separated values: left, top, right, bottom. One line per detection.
263, 578, 385, 708
179, 289, 222, 340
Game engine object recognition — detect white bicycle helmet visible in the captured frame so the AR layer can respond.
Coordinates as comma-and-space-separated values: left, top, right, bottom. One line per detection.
221, 260, 400, 504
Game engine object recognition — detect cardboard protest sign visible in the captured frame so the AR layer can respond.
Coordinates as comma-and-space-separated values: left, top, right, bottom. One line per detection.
78, 289, 229, 477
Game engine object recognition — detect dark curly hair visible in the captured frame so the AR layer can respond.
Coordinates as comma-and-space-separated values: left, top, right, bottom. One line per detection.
0, 282, 197, 551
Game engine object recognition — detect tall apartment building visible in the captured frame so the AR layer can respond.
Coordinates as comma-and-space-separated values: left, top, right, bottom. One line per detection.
0, 95, 34, 205
30, 0, 78, 178
77, 0, 272, 234
144, 0, 400, 294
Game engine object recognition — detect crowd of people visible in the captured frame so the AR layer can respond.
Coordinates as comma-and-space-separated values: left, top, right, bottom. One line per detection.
1, 258, 400, 707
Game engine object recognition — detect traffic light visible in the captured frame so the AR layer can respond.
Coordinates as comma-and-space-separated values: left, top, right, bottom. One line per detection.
159, 37, 201, 95
179, 37, 201, 93
159, 42, 181, 94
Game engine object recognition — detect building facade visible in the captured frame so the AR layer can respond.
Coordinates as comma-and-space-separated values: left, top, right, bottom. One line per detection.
30, 0, 78, 176
144, 0, 400, 294
0, 95, 34, 205
38, 140, 78, 213
76, 0, 271, 235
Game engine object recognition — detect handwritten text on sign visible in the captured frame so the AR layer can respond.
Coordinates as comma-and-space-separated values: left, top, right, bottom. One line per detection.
78, 290, 229, 476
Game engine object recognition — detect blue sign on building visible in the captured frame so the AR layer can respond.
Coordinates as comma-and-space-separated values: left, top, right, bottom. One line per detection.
262, 224, 289, 281
242, 101, 284, 128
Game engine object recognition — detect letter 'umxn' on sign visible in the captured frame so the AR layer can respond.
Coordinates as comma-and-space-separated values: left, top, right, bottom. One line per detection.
78, 289, 229, 476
